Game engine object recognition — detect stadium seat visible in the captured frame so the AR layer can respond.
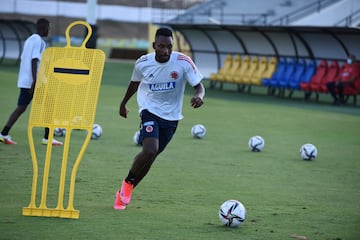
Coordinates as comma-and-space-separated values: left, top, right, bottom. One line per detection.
313, 60, 340, 93
268, 58, 296, 95
209, 54, 233, 88
232, 55, 250, 84
279, 58, 306, 89
210, 54, 233, 80
262, 58, 287, 93
241, 55, 259, 84
300, 59, 327, 93
310, 60, 340, 101
288, 60, 316, 98
290, 60, 316, 90
258, 57, 277, 85
249, 56, 271, 86
224, 54, 242, 82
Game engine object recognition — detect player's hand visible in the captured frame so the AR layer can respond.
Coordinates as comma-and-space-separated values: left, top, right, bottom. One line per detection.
28, 88, 34, 97
191, 96, 204, 108
119, 104, 129, 118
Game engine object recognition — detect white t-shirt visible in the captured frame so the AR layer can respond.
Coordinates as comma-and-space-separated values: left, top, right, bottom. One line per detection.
17, 33, 46, 89
131, 51, 203, 121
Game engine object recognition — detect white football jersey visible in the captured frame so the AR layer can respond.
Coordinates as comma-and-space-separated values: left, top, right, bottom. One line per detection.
17, 33, 46, 89
131, 51, 203, 121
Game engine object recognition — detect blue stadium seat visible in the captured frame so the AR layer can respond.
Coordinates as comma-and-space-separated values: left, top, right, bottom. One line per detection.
262, 58, 287, 87
286, 59, 317, 98
289, 59, 316, 90
279, 58, 306, 89
269, 58, 296, 89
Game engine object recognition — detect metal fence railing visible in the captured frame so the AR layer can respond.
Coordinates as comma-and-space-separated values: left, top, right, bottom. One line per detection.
163, 0, 355, 27
269, 0, 340, 25
335, 9, 360, 27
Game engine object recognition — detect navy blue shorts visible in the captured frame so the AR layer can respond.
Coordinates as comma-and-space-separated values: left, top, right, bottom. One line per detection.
139, 109, 178, 153
17, 88, 33, 106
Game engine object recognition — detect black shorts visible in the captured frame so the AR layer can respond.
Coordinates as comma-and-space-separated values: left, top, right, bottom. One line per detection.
17, 88, 33, 106
139, 109, 178, 153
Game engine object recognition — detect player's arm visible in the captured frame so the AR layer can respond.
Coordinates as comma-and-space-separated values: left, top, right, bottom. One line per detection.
29, 58, 39, 95
191, 82, 205, 108
351, 64, 360, 83
119, 81, 140, 118
345, 65, 360, 84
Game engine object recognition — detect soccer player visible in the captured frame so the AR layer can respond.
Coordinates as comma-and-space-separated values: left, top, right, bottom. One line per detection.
326, 54, 359, 105
0, 18, 62, 146
114, 27, 205, 210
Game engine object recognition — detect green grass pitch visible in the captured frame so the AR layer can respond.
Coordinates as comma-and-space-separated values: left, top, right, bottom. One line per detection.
0, 61, 359, 240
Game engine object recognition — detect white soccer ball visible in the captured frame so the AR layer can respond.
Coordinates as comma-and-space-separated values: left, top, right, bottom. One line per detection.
248, 135, 265, 152
91, 123, 103, 140
54, 128, 66, 137
300, 143, 317, 160
133, 130, 141, 145
191, 124, 206, 139
219, 199, 246, 227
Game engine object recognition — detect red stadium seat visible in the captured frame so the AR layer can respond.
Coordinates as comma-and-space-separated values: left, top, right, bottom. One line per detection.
290, 60, 316, 90
311, 60, 339, 93
300, 59, 327, 92
309, 61, 341, 101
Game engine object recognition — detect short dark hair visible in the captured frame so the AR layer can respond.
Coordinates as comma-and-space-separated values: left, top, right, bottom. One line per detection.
349, 54, 356, 61
36, 18, 49, 30
155, 28, 173, 39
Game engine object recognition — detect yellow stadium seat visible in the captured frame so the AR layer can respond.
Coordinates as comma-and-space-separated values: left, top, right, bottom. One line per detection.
224, 54, 242, 82
232, 55, 250, 83
249, 56, 268, 85
261, 57, 277, 80
241, 56, 259, 84
209, 54, 233, 80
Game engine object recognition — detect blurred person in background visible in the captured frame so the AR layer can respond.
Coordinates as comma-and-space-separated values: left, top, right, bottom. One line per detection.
326, 54, 359, 105
0, 18, 62, 146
